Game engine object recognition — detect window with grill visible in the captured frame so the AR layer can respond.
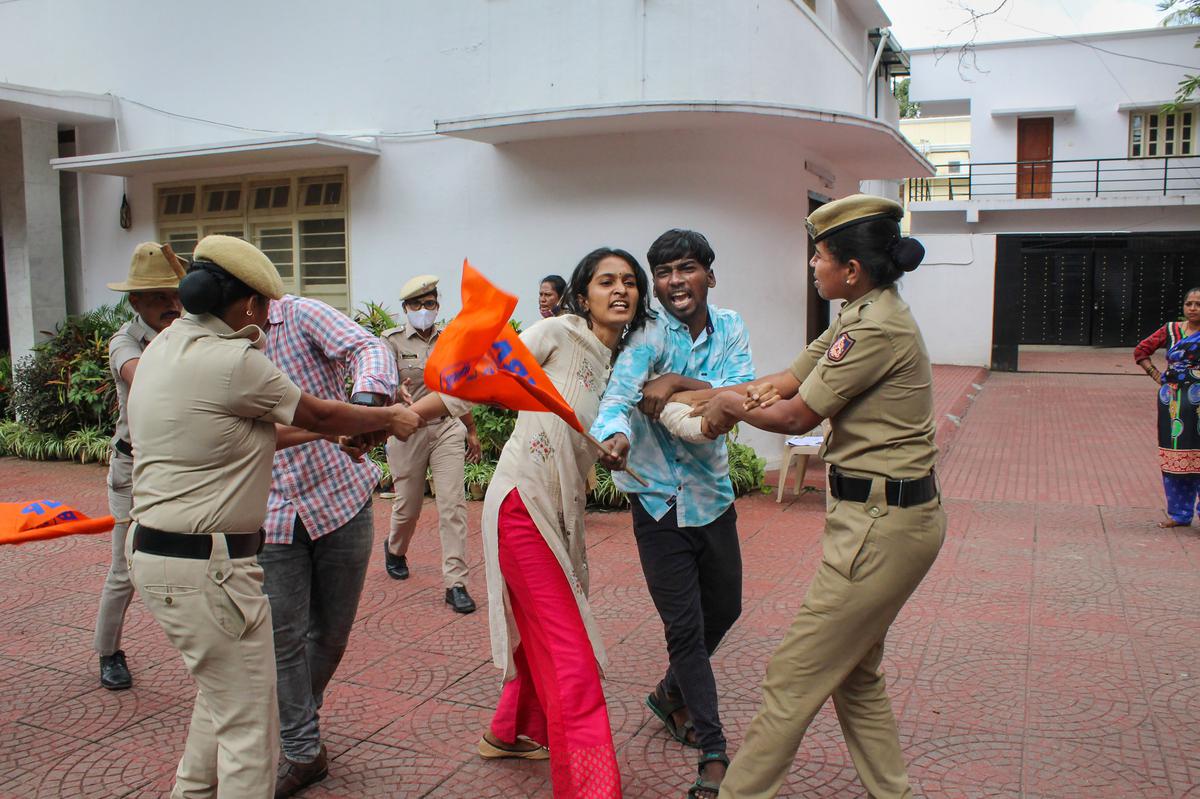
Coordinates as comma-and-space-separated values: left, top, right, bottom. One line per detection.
156, 171, 350, 313
1130, 107, 1195, 157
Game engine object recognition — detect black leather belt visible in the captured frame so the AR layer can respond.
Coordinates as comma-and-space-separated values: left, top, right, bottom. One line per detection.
828, 469, 938, 508
132, 525, 264, 559
114, 439, 133, 458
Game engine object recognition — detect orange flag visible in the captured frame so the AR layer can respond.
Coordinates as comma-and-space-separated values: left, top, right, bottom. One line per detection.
425, 260, 584, 432
0, 499, 114, 545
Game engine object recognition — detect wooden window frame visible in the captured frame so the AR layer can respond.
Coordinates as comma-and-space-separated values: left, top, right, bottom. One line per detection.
155, 168, 352, 312
1129, 107, 1196, 158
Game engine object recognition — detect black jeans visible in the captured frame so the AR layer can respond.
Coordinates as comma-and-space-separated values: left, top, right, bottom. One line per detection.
631, 498, 742, 754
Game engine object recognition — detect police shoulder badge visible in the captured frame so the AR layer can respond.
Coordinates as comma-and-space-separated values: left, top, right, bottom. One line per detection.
826, 332, 855, 363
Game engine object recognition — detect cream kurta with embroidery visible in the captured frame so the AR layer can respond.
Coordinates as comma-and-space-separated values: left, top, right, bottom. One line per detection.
445, 314, 613, 680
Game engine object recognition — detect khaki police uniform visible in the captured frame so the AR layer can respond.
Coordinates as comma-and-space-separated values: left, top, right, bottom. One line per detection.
381, 322, 470, 589
127, 307, 302, 798
721, 285, 946, 799
93, 315, 155, 657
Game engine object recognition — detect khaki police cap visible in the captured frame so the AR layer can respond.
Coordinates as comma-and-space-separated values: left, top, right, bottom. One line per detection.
193, 235, 285, 300
400, 275, 439, 301
106, 242, 186, 292
806, 194, 903, 243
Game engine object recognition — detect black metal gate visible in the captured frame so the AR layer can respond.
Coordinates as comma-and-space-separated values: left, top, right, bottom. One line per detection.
993, 233, 1200, 370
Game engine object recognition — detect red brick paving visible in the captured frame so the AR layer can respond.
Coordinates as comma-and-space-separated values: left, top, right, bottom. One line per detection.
0, 364, 1197, 797
1018, 345, 1143, 376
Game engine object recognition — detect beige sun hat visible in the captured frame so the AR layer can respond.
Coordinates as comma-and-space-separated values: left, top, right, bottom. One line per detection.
192, 235, 285, 300
106, 242, 187, 292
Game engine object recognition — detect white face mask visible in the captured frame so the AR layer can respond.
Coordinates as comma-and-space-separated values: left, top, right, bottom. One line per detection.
407, 308, 437, 331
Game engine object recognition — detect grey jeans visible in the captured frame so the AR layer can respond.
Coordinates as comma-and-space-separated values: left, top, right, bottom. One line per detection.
93, 451, 134, 656
259, 501, 373, 762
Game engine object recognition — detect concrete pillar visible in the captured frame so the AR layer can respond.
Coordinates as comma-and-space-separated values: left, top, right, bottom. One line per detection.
0, 117, 67, 362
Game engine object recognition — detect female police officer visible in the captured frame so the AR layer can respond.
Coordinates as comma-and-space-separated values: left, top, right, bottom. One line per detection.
684, 195, 945, 799
126, 235, 422, 798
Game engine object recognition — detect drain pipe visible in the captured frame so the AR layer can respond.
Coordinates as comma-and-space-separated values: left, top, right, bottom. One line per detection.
865, 29, 890, 117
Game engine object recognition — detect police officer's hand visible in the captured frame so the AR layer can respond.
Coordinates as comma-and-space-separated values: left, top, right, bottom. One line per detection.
388, 405, 424, 441
399, 378, 415, 406
638, 374, 678, 420
337, 436, 370, 462
744, 381, 781, 411
598, 434, 629, 471
699, 393, 739, 439
465, 431, 482, 464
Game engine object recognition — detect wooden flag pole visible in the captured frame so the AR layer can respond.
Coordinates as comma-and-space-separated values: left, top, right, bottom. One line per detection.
581, 431, 649, 487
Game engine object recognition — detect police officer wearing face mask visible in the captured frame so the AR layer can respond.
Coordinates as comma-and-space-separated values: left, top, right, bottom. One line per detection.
379, 276, 482, 612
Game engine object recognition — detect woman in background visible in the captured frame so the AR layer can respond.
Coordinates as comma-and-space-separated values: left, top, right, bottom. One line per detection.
1134, 287, 1200, 527
539, 274, 567, 318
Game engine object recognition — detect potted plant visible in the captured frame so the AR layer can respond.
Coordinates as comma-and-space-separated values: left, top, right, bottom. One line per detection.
464, 459, 496, 500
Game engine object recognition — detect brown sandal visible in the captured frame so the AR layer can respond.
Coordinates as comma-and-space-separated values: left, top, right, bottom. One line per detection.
477, 733, 550, 760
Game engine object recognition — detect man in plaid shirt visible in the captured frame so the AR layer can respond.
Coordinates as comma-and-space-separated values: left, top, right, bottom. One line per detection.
261, 294, 399, 798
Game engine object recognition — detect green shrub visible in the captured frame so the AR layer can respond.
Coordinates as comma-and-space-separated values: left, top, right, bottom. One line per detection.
10, 301, 132, 439
727, 430, 769, 496
64, 426, 113, 465
368, 443, 391, 489
472, 405, 517, 461
589, 465, 629, 510
0, 354, 12, 421
353, 302, 399, 336
464, 459, 497, 499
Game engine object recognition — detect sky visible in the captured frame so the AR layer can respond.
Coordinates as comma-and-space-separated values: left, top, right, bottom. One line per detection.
880, 0, 1170, 49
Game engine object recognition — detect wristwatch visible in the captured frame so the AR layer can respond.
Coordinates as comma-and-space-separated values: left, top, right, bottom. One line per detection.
350, 392, 387, 407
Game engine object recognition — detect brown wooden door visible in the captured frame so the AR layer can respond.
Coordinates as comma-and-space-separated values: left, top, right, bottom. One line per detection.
1017, 117, 1053, 198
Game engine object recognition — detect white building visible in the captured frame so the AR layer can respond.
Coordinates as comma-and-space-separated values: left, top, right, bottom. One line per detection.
0, 0, 927, 459
903, 25, 1200, 368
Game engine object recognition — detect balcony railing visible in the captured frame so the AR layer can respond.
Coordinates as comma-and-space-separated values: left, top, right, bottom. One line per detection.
907, 155, 1200, 202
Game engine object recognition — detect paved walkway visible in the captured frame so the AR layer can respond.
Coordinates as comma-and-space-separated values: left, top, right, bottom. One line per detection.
0, 365, 1197, 797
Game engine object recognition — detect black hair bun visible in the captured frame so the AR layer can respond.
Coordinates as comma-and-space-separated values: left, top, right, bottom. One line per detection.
890, 237, 925, 272
179, 268, 222, 314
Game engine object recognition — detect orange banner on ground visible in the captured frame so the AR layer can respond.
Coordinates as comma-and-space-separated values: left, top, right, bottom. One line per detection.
425, 260, 583, 433
0, 499, 114, 545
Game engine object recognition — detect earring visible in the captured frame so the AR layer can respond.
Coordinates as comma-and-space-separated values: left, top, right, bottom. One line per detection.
246, 307, 253, 317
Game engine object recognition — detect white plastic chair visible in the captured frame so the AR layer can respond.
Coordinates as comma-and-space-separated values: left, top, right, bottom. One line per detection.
776, 427, 825, 503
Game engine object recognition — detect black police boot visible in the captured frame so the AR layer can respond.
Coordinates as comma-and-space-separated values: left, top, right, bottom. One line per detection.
445, 585, 477, 614
99, 650, 132, 690
385, 547, 409, 580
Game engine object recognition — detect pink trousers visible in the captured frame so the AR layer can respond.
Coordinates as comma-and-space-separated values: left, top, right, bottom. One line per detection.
490, 488, 622, 798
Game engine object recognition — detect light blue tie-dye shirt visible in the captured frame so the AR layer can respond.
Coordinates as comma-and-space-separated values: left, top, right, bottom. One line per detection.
591, 305, 755, 527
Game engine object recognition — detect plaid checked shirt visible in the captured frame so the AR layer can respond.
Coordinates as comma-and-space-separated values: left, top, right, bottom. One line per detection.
264, 296, 399, 543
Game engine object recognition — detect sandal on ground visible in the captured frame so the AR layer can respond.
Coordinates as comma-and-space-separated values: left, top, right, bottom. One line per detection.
646, 685, 700, 749
477, 733, 550, 760
687, 751, 730, 799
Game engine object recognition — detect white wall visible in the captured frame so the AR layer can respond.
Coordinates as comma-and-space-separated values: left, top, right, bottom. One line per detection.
899, 234, 996, 366
1, 0, 907, 464
910, 203, 1200, 235
0, 0, 881, 145
908, 26, 1200, 166
74, 126, 831, 463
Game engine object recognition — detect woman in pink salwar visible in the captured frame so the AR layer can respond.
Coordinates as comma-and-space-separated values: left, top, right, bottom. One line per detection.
411, 248, 652, 797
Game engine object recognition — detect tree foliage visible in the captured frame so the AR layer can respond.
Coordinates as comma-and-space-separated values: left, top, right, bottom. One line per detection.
1159, 0, 1200, 108
894, 78, 920, 118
